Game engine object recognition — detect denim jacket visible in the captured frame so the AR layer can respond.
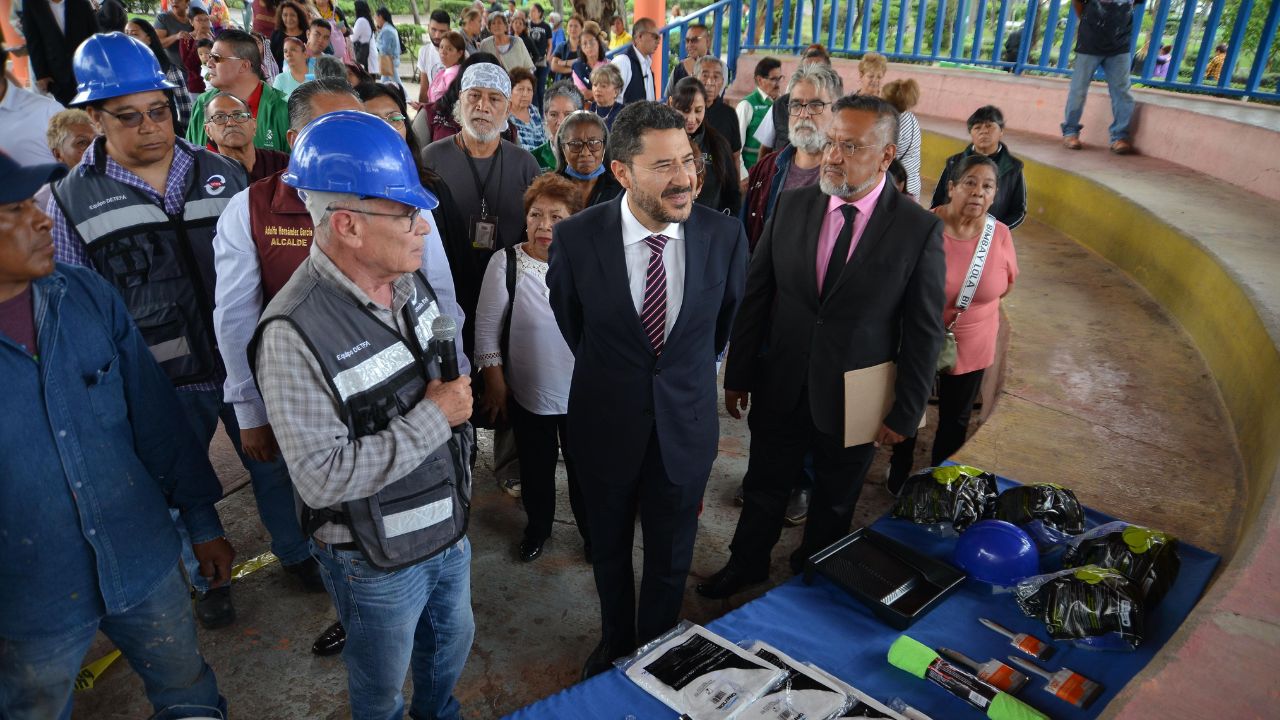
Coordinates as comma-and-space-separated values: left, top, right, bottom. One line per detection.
0, 265, 225, 639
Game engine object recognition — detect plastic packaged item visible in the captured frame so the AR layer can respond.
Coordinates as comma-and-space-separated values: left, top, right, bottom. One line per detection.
888, 698, 933, 720
1061, 522, 1180, 609
618, 621, 786, 719
806, 667, 910, 719
952, 520, 1040, 588
992, 483, 1086, 546
738, 642, 849, 720
886, 636, 1048, 720
937, 648, 1029, 694
890, 466, 998, 532
1014, 565, 1146, 651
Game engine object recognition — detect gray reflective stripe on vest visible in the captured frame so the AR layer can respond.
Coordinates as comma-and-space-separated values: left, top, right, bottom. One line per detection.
412, 301, 441, 351
149, 336, 192, 364
383, 497, 453, 538
74, 204, 171, 244
184, 197, 229, 222
331, 342, 416, 402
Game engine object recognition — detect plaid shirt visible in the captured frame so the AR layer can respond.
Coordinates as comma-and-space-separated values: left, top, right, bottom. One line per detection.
256, 244, 452, 544
48, 137, 220, 393
167, 65, 195, 127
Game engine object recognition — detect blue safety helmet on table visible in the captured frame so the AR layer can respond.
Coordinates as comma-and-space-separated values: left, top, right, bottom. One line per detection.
283, 110, 440, 211
70, 32, 179, 106
953, 519, 1040, 587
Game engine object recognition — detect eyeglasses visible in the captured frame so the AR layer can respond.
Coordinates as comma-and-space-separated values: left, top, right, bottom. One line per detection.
788, 100, 828, 116
765, 74, 784, 84
207, 52, 245, 65
563, 138, 605, 153
636, 156, 704, 178
326, 203, 423, 231
823, 139, 881, 157
100, 105, 172, 128
378, 113, 408, 125
207, 111, 253, 125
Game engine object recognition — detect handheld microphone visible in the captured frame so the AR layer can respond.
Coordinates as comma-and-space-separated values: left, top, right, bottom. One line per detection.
431, 315, 460, 381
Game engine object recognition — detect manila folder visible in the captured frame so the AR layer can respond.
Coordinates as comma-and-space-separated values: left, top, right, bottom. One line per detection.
843, 362, 924, 447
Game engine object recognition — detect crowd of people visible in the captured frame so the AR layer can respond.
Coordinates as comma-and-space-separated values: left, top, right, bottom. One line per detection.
0, 1, 1084, 717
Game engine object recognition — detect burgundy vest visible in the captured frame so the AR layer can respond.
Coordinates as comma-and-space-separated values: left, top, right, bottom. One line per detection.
248, 170, 313, 304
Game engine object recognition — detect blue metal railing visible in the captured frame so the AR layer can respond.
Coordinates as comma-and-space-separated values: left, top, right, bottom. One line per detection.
612, 0, 1279, 101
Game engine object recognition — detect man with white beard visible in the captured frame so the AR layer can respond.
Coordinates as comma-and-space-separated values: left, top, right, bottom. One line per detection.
422, 63, 539, 496
741, 64, 844, 253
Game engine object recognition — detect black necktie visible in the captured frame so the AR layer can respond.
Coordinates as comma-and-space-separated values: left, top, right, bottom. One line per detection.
821, 205, 856, 301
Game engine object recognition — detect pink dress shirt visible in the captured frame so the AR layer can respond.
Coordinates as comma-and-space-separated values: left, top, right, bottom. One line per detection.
815, 174, 887, 294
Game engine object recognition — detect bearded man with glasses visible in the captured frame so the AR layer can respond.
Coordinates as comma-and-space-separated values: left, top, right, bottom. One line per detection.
47, 32, 247, 629
547, 101, 747, 680
186, 28, 291, 152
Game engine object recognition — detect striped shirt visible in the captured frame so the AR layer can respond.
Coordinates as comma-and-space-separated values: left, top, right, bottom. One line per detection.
897, 110, 923, 201
255, 244, 452, 544
47, 138, 219, 393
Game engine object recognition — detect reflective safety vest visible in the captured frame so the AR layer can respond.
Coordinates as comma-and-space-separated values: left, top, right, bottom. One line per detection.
253, 261, 474, 570
51, 140, 247, 384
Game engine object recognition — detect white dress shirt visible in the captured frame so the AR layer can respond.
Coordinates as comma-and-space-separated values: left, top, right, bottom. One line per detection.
620, 191, 684, 341
473, 244, 574, 415
611, 48, 655, 101
212, 186, 469, 429
0, 84, 65, 166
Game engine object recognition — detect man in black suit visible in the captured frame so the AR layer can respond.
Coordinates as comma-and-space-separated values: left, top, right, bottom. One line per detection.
698, 95, 947, 599
20, 0, 99, 105
548, 101, 747, 677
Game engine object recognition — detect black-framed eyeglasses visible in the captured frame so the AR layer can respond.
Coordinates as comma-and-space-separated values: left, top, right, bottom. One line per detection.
563, 138, 605, 153
207, 111, 253, 126
765, 74, 784, 84
788, 100, 827, 116
326, 203, 422, 230
100, 105, 172, 128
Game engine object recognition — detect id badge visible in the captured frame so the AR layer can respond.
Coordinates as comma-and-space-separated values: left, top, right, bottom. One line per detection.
470, 214, 498, 250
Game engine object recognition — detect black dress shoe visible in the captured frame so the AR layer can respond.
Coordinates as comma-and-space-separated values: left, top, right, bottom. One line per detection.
696, 564, 769, 600
518, 538, 545, 563
195, 586, 236, 629
283, 557, 327, 593
311, 621, 346, 656
581, 640, 620, 681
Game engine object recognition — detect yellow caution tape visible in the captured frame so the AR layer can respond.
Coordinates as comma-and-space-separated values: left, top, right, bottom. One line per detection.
230, 551, 279, 582
74, 649, 121, 691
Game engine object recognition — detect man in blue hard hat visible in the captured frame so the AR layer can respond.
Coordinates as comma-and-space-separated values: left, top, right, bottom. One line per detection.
45, 33, 312, 630
253, 110, 475, 720
0, 151, 231, 719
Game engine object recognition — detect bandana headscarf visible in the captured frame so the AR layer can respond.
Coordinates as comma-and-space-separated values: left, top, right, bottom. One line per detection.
461, 63, 512, 98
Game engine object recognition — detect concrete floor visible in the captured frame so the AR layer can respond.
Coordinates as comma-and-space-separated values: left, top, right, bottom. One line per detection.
69, 209, 1242, 718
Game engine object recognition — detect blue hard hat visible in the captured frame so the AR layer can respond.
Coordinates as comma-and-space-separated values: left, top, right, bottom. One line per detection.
953, 520, 1040, 586
283, 111, 439, 211
70, 33, 179, 106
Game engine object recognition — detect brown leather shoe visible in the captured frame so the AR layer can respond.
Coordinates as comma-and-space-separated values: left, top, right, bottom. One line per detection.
1110, 139, 1134, 155
1063, 135, 1083, 150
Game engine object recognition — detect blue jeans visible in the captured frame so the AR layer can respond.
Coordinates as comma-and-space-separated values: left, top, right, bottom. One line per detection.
0, 563, 225, 720
314, 537, 474, 720
1062, 52, 1135, 143
174, 389, 310, 591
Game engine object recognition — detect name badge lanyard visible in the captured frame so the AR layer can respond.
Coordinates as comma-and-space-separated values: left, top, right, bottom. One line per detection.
459, 135, 504, 219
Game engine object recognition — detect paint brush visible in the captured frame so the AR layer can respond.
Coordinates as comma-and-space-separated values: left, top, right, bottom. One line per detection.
1009, 656, 1104, 709
938, 648, 1030, 694
978, 618, 1055, 660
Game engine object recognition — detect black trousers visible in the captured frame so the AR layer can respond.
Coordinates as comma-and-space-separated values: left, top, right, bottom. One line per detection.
730, 391, 877, 575
509, 399, 588, 544
579, 429, 705, 652
890, 368, 986, 479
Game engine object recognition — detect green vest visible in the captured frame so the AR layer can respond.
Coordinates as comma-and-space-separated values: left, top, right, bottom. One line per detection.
742, 88, 772, 169
531, 141, 557, 172
186, 83, 292, 153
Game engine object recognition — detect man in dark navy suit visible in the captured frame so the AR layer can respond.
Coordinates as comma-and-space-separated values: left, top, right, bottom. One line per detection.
548, 101, 748, 679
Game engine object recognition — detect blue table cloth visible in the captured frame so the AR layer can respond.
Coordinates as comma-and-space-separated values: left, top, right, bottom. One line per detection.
506, 478, 1219, 719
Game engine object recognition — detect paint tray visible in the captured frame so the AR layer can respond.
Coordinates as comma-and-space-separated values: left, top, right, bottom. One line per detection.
804, 527, 966, 630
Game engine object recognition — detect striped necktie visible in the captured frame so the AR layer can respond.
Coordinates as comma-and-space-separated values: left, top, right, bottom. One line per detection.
641, 234, 669, 354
